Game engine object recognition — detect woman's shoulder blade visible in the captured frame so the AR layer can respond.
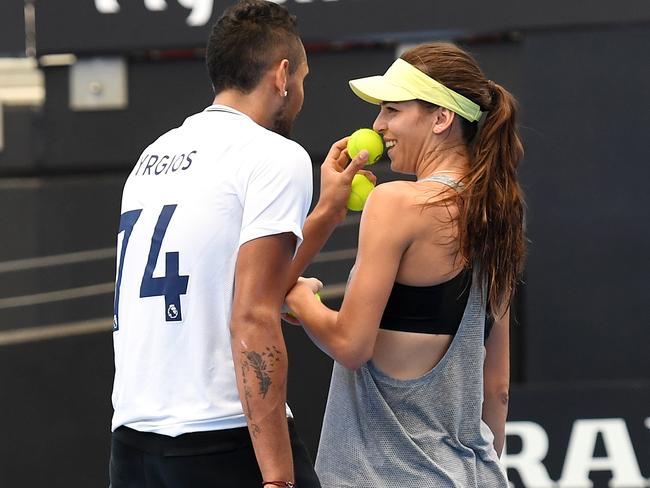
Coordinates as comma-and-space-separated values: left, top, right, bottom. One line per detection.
370, 180, 414, 203
369, 180, 455, 213
363, 181, 412, 218
361, 182, 421, 244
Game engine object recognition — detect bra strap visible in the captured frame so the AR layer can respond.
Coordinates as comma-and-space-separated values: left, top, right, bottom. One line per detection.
418, 174, 463, 190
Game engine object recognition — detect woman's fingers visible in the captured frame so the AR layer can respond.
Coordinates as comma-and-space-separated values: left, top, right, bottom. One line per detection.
357, 169, 377, 185
297, 276, 324, 294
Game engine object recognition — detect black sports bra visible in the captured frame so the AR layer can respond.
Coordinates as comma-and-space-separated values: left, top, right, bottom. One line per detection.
380, 268, 494, 340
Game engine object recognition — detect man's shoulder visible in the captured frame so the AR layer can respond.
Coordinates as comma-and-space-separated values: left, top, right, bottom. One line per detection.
254, 127, 310, 162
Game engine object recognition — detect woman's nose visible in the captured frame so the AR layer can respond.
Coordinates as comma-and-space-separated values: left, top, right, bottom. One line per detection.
372, 113, 385, 133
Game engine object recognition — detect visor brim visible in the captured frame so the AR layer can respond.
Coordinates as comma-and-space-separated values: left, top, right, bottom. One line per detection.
349, 76, 416, 105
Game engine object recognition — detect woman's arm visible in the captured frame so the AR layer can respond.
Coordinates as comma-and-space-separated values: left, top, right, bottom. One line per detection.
285, 183, 410, 369
482, 307, 510, 457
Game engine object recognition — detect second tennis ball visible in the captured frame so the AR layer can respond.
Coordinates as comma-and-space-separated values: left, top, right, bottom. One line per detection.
347, 174, 375, 211
347, 128, 384, 164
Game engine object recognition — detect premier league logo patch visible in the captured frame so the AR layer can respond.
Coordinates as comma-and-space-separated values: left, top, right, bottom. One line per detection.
167, 303, 179, 320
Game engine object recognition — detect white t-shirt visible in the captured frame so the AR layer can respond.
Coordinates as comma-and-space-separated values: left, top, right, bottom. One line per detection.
111, 105, 313, 436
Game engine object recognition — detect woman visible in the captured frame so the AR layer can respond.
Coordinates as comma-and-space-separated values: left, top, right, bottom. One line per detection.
286, 42, 525, 487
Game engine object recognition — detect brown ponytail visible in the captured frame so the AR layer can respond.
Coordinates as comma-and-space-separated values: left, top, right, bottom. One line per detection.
401, 43, 526, 317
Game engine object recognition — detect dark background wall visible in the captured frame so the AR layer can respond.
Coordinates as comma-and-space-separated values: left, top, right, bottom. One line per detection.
33, 0, 650, 53
1, 2, 648, 487
0, 0, 25, 56
519, 25, 650, 383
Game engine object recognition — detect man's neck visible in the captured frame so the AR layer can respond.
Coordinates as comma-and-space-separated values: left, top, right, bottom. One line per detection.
213, 90, 274, 130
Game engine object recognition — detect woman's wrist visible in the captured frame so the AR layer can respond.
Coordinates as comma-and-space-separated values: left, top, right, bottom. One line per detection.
262, 481, 295, 487
285, 287, 310, 315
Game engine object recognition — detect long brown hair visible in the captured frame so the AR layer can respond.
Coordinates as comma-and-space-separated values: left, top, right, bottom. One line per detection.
401, 42, 526, 317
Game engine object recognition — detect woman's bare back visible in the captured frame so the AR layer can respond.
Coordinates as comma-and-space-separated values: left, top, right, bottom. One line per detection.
370, 179, 465, 379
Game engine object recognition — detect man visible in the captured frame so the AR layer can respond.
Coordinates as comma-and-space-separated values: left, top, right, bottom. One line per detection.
109, 1, 369, 486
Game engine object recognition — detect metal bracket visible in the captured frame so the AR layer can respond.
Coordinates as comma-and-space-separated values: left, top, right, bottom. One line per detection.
69, 57, 128, 111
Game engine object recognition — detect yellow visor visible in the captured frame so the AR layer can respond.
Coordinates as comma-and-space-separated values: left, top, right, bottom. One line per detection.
349, 58, 484, 123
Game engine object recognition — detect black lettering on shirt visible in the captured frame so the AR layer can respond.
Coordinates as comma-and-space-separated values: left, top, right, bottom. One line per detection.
182, 151, 196, 170
154, 155, 170, 175
171, 154, 185, 172
165, 155, 178, 174
136, 150, 198, 175
134, 153, 148, 175
143, 155, 158, 175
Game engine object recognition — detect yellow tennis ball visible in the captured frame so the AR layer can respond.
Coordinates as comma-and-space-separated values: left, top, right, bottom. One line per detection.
347, 128, 384, 165
347, 174, 375, 211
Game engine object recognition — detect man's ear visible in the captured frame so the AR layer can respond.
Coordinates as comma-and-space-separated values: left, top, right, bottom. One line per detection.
274, 59, 290, 97
432, 107, 456, 134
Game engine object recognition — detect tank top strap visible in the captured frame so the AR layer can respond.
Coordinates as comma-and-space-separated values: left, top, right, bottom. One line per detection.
418, 174, 463, 191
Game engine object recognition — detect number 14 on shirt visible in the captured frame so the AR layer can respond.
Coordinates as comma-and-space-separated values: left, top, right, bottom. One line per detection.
113, 204, 190, 331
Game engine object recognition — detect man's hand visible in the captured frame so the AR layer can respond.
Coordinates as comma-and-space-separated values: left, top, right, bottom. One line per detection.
284, 137, 376, 292
316, 137, 376, 222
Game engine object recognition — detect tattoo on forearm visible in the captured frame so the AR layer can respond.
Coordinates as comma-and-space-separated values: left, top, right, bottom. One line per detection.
241, 364, 262, 437
242, 346, 282, 399
240, 346, 283, 437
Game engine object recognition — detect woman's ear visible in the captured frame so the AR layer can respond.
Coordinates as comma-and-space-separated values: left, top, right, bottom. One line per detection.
432, 107, 456, 134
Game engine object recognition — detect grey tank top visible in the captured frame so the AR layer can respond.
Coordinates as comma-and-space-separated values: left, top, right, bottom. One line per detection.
315, 268, 508, 487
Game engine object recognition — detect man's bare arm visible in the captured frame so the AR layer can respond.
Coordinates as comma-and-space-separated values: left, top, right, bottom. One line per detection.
231, 233, 297, 483
285, 139, 371, 292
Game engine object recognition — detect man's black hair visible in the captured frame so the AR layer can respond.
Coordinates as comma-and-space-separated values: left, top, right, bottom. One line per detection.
206, 0, 303, 94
